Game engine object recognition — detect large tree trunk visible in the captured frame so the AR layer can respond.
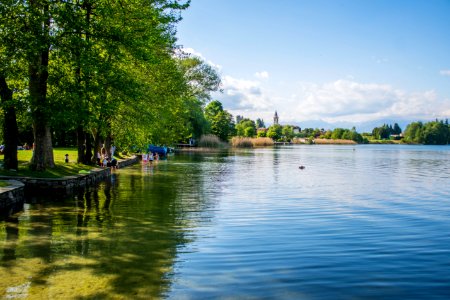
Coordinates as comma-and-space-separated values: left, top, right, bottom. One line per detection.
84, 131, 93, 164
104, 134, 112, 158
92, 129, 101, 165
28, 1, 54, 171
0, 75, 19, 170
76, 125, 85, 163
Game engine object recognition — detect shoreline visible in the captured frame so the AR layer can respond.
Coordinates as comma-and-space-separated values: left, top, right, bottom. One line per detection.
0, 156, 139, 217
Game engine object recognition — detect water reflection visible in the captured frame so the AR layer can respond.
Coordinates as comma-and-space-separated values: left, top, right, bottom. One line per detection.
2, 215, 18, 262
1, 146, 450, 299
0, 156, 220, 299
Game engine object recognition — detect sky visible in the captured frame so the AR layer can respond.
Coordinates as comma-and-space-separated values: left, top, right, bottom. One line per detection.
176, 0, 450, 131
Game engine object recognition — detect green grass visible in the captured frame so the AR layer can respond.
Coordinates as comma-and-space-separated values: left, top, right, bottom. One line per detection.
0, 148, 97, 178
0, 180, 9, 187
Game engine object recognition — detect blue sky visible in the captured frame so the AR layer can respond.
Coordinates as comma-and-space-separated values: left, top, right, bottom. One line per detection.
176, 0, 450, 130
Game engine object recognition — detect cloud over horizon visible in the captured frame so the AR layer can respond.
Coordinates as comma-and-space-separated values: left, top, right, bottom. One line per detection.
216, 76, 450, 125
184, 47, 449, 126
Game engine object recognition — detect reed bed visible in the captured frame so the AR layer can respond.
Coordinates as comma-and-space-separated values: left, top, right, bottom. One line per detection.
231, 137, 274, 148
198, 134, 227, 148
231, 137, 253, 148
251, 137, 274, 147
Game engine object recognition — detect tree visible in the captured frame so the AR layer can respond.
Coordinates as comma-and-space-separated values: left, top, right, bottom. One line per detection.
256, 118, 265, 128
204, 100, 234, 141
331, 128, 345, 139
422, 120, 449, 145
257, 130, 266, 137
0, 75, 19, 170
205, 100, 224, 119
178, 55, 221, 102
281, 125, 294, 141
0, 2, 28, 170
267, 124, 282, 141
393, 123, 402, 135
236, 119, 256, 137
3, 0, 225, 168
403, 122, 423, 144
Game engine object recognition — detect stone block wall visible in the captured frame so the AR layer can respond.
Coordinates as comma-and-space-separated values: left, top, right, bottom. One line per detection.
0, 180, 25, 217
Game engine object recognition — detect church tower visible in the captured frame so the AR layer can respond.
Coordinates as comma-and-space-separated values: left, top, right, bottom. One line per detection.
273, 111, 279, 125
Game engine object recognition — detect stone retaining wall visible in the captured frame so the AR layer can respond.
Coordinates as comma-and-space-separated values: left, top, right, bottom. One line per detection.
118, 156, 140, 168
0, 180, 25, 217
0, 156, 139, 209
16, 167, 112, 197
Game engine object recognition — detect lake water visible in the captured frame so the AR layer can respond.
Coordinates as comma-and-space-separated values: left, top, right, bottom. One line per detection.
1, 145, 450, 299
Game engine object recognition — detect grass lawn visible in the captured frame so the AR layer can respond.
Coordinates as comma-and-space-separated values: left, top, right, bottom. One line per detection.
0, 148, 97, 178
0, 180, 9, 187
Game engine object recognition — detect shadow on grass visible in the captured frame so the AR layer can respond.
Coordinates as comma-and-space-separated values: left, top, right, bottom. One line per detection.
0, 162, 95, 178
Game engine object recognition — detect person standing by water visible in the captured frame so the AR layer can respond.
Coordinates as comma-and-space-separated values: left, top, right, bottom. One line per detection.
96, 151, 101, 166
148, 152, 154, 164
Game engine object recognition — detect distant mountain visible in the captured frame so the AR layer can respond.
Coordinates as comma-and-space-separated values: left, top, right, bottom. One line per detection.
282, 118, 422, 133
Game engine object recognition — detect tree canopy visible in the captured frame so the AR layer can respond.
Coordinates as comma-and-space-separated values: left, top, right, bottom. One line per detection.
0, 0, 226, 170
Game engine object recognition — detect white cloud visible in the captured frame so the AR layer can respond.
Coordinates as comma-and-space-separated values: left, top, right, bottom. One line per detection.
255, 71, 269, 79
285, 80, 449, 123
440, 70, 450, 76
216, 78, 450, 125
216, 75, 272, 111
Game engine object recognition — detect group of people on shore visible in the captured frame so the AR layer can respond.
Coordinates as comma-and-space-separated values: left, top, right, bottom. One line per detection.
96, 144, 118, 169
142, 152, 159, 164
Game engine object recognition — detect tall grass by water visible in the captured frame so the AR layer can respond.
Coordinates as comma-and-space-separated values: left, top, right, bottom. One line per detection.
198, 134, 227, 148
231, 137, 274, 148
231, 137, 253, 148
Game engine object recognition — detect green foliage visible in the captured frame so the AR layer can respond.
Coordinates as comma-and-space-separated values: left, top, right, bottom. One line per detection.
236, 119, 256, 137
281, 125, 294, 141
178, 56, 221, 102
256, 118, 265, 128
372, 123, 402, 140
326, 127, 365, 143
257, 130, 267, 137
331, 128, 345, 140
404, 120, 449, 145
267, 124, 282, 141
403, 122, 424, 143
204, 100, 234, 141
1, 0, 226, 168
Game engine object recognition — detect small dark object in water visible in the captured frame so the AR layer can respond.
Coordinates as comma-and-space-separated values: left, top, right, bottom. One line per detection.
299, 165, 305, 169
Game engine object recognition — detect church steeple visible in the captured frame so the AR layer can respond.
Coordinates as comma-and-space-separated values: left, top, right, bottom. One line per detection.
273, 111, 279, 125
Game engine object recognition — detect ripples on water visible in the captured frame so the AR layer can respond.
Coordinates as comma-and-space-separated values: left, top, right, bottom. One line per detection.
1, 145, 450, 299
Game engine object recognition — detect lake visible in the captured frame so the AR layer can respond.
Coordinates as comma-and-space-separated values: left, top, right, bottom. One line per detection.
1, 145, 450, 299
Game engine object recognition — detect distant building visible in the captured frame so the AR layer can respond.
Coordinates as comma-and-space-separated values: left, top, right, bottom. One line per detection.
257, 128, 268, 134
273, 111, 279, 125
293, 126, 301, 134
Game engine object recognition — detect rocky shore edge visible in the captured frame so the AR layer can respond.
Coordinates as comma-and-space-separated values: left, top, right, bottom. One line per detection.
0, 156, 139, 216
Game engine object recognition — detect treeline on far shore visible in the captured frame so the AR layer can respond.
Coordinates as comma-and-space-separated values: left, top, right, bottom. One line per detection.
201, 100, 450, 147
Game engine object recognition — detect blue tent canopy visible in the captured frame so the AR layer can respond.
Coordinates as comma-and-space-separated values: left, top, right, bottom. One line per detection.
147, 145, 167, 156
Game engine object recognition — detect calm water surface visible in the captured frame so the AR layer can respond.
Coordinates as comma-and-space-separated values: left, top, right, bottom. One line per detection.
1, 145, 450, 299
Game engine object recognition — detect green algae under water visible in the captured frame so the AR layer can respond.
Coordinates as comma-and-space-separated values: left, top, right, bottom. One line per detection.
1, 145, 450, 299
